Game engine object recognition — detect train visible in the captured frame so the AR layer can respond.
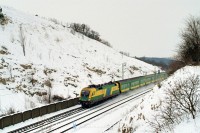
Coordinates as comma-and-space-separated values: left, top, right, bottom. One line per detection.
79, 72, 167, 107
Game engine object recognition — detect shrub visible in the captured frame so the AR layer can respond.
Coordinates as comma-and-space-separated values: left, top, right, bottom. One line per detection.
0, 14, 9, 25
6, 107, 16, 115
176, 16, 200, 65
148, 74, 200, 132
167, 60, 185, 75
52, 95, 65, 101
70, 23, 112, 47
0, 13, 4, 19
20, 64, 32, 69
44, 80, 52, 88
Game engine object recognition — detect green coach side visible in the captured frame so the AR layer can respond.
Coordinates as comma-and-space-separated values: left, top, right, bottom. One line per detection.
116, 76, 142, 93
145, 74, 155, 85
160, 72, 168, 80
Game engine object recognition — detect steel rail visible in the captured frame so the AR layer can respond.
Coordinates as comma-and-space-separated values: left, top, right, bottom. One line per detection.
9, 87, 153, 133
53, 89, 152, 133
9, 107, 85, 133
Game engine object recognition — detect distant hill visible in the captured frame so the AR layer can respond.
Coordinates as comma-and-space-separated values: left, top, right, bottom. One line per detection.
135, 57, 175, 70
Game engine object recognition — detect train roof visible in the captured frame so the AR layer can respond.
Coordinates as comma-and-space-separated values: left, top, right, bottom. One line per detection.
116, 76, 143, 83
87, 81, 115, 88
115, 72, 166, 83
85, 72, 167, 88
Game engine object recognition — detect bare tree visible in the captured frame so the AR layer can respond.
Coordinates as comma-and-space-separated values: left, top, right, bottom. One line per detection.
70, 23, 112, 47
167, 60, 185, 75
167, 75, 200, 119
0, 7, 3, 19
176, 16, 200, 64
120, 51, 130, 57
19, 24, 26, 56
148, 74, 200, 132
43, 67, 56, 103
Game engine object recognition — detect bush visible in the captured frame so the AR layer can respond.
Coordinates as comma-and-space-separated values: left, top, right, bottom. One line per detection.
167, 75, 200, 119
0, 13, 4, 19
0, 13, 9, 25
176, 16, 200, 65
167, 60, 185, 75
70, 23, 112, 47
44, 80, 52, 88
148, 74, 200, 132
120, 51, 130, 57
52, 95, 65, 101
5, 107, 16, 115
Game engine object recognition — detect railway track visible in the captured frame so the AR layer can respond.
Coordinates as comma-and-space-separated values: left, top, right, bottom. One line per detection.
56, 89, 152, 133
9, 88, 152, 133
9, 107, 86, 133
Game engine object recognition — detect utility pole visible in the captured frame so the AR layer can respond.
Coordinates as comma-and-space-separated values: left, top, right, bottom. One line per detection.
0, 95, 1, 111
122, 63, 126, 79
121, 51, 127, 80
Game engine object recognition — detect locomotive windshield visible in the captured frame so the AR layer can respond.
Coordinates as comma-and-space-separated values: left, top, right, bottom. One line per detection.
81, 90, 89, 97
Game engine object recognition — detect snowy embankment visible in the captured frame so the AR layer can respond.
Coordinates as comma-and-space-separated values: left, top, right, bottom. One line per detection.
0, 6, 160, 116
116, 66, 200, 133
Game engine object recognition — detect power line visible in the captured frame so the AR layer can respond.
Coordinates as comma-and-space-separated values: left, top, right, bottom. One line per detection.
0, 89, 8, 90
0, 93, 14, 96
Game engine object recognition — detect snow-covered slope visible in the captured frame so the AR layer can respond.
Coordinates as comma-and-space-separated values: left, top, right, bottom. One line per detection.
116, 66, 200, 133
0, 6, 160, 116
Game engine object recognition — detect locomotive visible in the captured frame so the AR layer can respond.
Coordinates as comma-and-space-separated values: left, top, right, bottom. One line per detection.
79, 72, 167, 107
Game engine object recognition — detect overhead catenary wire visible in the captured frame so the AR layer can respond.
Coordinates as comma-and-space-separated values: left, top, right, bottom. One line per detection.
0, 93, 15, 96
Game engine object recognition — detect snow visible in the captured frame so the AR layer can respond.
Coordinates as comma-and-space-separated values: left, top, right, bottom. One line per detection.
113, 66, 200, 133
173, 115, 200, 133
1, 65, 200, 133
0, 6, 161, 116
0, 105, 82, 133
0, 83, 155, 133
73, 93, 145, 133
1, 6, 199, 133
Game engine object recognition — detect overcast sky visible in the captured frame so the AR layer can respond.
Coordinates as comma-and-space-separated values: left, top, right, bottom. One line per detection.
1, 0, 200, 57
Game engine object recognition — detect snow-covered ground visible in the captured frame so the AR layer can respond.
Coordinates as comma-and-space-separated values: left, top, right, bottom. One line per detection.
0, 6, 161, 116
113, 66, 200, 133
1, 6, 198, 133
2, 66, 199, 133
74, 86, 153, 133
0, 83, 155, 133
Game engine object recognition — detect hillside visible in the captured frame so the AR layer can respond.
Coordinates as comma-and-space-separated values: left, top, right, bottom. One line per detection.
0, 6, 161, 116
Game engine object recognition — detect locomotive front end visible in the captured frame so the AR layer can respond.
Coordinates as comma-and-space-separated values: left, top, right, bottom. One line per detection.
79, 87, 93, 107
